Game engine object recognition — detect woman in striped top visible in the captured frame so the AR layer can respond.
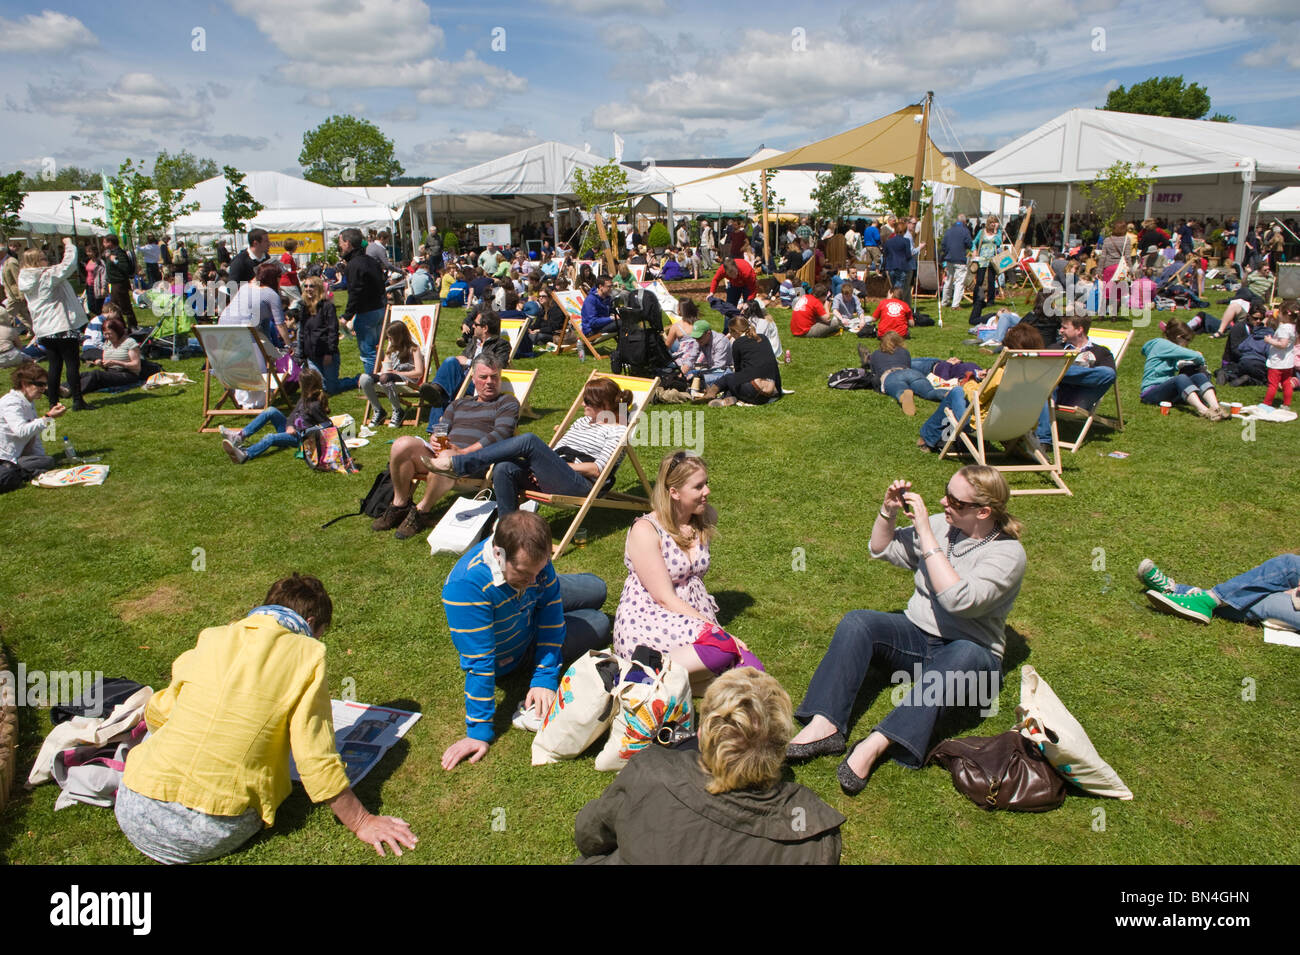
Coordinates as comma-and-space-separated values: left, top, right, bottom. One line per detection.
433, 376, 633, 518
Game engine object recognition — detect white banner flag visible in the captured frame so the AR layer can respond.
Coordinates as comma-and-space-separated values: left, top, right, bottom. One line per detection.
612, 132, 624, 162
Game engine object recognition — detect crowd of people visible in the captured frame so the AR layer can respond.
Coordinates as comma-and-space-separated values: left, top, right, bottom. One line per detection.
1, 207, 1296, 867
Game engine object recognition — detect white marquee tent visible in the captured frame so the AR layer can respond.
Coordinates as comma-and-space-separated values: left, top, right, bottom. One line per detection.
967, 109, 1300, 226
173, 171, 395, 236
15, 191, 110, 237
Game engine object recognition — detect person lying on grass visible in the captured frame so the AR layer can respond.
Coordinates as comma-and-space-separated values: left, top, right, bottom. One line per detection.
116, 573, 417, 863
1139, 318, 1230, 420
440, 510, 610, 770
862, 331, 944, 416
219, 367, 332, 464
1139, 554, 1300, 630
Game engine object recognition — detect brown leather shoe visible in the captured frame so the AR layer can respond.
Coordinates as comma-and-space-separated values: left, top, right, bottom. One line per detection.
371, 502, 411, 532
394, 506, 433, 540
702, 384, 721, 401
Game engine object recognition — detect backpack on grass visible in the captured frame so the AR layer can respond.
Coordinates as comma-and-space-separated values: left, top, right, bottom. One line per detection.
321, 468, 393, 527
827, 367, 876, 390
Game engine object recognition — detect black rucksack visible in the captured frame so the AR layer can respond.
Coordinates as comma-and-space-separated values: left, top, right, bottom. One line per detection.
827, 367, 876, 390
611, 289, 672, 375
321, 468, 393, 527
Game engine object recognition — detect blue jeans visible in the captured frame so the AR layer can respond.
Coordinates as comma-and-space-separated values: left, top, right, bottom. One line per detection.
887, 269, 909, 293
557, 573, 613, 660
452, 432, 595, 517
240, 408, 298, 458
1141, 372, 1213, 405
1210, 554, 1300, 631
426, 357, 470, 431
910, 357, 939, 375
991, 310, 1021, 343
351, 307, 385, 380
795, 610, 1001, 768
308, 357, 358, 396
881, 368, 943, 404
920, 387, 970, 449
1035, 365, 1117, 442
584, 317, 617, 336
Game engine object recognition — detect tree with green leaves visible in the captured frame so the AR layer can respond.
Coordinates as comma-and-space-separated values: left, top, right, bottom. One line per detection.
1079, 160, 1158, 231
299, 115, 404, 186
151, 149, 219, 191
872, 173, 931, 219
221, 166, 263, 236
0, 171, 26, 240
812, 165, 867, 224
87, 159, 159, 251
21, 164, 102, 191
739, 169, 779, 220
1103, 75, 1234, 122
570, 160, 630, 256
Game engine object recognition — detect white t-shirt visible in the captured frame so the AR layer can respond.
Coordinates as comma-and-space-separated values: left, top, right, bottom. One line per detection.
1266, 323, 1296, 369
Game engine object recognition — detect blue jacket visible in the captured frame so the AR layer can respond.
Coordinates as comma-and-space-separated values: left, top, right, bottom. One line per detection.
862, 225, 880, 247
442, 539, 567, 743
882, 234, 913, 272
940, 224, 972, 264
581, 289, 612, 334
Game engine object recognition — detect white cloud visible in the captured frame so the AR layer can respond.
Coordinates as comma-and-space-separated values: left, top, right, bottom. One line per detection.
587, 104, 682, 134
953, 0, 1078, 28
196, 134, 270, 151
298, 92, 334, 108
409, 125, 542, 170
228, 0, 442, 64
1241, 41, 1300, 71
544, 0, 667, 15
27, 73, 210, 136
412, 53, 527, 108
1204, 0, 1300, 20
0, 11, 96, 53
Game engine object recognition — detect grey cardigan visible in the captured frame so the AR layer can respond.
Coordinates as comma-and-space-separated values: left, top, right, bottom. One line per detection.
870, 514, 1026, 660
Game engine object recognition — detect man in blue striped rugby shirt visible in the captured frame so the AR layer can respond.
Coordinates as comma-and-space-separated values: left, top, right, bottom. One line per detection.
440, 511, 610, 769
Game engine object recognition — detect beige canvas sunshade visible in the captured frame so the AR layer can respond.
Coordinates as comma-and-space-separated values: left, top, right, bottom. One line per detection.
679, 104, 1009, 195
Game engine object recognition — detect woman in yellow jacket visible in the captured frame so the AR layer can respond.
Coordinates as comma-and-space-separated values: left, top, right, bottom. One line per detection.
116, 574, 417, 864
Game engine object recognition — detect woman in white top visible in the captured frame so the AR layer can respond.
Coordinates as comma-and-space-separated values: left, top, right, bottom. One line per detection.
0, 361, 66, 492
432, 376, 632, 519
79, 316, 146, 395
17, 238, 89, 410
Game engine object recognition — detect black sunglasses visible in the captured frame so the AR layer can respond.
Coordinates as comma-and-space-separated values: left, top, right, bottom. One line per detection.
943, 487, 982, 511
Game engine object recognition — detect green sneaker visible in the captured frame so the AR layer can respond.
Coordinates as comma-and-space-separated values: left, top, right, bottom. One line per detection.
1137, 558, 1176, 594
1145, 590, 1217, 624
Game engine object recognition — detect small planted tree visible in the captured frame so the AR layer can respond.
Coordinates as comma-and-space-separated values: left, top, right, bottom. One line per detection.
87, 159, 158, 250
812, 165, 867, 223
0, 171, 26, 241
872, 173, 932, 220
1078, 160, 1157, 231
221, 166, 264, 236
570, 160, 630, 257
645, 222, 670, 249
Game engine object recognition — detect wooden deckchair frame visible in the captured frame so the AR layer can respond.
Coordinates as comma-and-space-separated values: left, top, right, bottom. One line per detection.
366, 304, 441, 426
194, 324, 288, 433
524, 370, 659, 557
1055, 327, 1133, 453
551, 290, 614, 359
938, 348, 1077, 496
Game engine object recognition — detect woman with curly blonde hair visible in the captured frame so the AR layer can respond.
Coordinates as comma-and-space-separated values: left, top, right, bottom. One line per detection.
575, 668, 844, 864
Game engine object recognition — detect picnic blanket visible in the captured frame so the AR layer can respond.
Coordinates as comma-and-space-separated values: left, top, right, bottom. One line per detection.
32, 465, 110, 488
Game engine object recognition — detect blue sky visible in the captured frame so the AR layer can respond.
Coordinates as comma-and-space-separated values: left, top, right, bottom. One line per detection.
2, 0, 1297, 181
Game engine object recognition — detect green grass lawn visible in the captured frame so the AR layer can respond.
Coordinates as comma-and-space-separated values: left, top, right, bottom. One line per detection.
2, 288, 1298, 865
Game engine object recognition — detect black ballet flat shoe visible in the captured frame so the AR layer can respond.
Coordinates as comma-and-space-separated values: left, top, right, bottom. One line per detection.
786, 731, 846, 762
837, 741, 874, 796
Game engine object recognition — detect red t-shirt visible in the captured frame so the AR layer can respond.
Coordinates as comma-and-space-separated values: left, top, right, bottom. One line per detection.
790, 294, 828, 336
873, 297, 912, 338
279, 251, 300, 288
709, 258, 757, 298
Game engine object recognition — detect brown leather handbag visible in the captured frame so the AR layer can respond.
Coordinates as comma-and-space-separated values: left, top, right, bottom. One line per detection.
926, 731, 1067, 812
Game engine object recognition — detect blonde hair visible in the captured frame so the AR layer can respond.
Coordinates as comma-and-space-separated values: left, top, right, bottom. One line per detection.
957, 464, 1023, 539
879, 330, 905, 354
698, 668, 792, 794
22, 249, 45, 268
301, 276, 325, 315
650, 451, 716, 551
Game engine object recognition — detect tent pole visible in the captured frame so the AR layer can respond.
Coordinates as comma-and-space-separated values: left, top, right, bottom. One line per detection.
1143, 184, 1153, 221
761, 174, 771, 272
552, 195, 559, 257
424, 191, 433, 251
666, 190, 675, 249
1062, 183, 1073, 252
908, 91, 933, 218
1236, 160, 1255, 267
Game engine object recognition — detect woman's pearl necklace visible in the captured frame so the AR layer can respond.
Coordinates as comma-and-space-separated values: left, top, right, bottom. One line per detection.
947, 526, 1000, 559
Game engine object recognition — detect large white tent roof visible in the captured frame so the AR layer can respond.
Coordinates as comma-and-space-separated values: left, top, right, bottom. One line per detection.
16, 191, 110, 236
420, 141, 673, 216
635, 148, 886, 216
968, 109, 1300, 186
174, 171, 395, 235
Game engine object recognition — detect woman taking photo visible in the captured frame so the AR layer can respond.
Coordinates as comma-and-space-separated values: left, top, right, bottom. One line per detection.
18, 237, 89, 411
431, 376, 632, 518
788, 466, 1026, 795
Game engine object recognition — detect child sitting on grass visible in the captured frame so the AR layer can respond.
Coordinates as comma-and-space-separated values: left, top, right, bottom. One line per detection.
220, 368, 332, 464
